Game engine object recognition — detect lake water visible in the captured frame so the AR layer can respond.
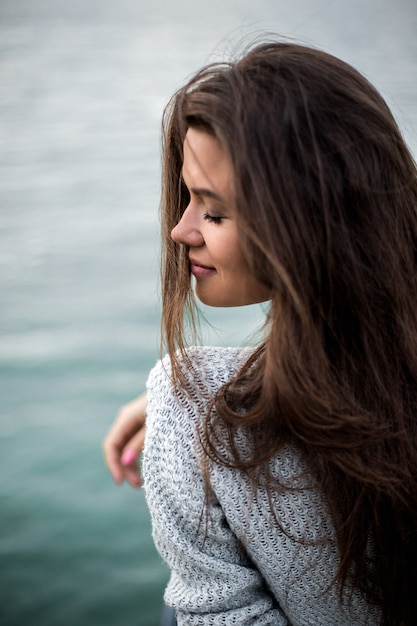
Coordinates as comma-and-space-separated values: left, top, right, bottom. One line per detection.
0, 0, 416, 624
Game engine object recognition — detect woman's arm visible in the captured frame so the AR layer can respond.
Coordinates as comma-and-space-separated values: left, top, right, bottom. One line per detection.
143, 356, 288, 625
102, 392, 148, 488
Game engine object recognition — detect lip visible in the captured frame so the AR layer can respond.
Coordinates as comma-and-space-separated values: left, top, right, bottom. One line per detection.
189, 258, 216, 278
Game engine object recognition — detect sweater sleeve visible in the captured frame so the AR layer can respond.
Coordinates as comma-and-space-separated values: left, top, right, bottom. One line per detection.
143, 354, 289, 626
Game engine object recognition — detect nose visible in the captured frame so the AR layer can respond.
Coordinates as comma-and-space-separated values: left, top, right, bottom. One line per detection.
171, 205, 204, 247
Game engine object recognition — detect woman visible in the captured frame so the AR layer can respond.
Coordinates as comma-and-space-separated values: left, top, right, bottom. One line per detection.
104, 41, 417, 624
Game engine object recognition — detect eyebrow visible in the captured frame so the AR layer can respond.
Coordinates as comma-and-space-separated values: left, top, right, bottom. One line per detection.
189, 187, 225, 203
181, 171, 226, 203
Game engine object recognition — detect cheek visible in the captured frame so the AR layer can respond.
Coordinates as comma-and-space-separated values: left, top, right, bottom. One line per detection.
226, 244, 250, 274
217, 232, 244, 269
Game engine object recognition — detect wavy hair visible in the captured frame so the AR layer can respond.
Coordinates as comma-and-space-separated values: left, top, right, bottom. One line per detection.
160, 41, 417, 624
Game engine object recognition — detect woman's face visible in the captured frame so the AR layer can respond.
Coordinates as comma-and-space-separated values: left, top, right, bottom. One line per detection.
171, 128, 270, 307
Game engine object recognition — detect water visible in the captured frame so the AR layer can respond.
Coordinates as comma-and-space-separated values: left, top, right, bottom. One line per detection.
0, 1, 416, 624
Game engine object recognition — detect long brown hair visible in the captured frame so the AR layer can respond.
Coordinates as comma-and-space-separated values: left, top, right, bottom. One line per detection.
160, 41, 417, 624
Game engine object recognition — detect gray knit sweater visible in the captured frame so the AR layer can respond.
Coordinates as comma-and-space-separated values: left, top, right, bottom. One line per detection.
143, 347, 380, 625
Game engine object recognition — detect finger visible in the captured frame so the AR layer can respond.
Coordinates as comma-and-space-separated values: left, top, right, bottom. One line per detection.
102, 415, 139, 483
121, 428, 146, 461
123, 464, 142, 489
120, 428, 147, 488
102, 392, 148, 486
103, 424, 131, 484
120, 449, 141, 488
103, 442, 124, 484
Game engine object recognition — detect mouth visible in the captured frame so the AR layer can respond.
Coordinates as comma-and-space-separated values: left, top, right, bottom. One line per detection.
189, 258, 216, 278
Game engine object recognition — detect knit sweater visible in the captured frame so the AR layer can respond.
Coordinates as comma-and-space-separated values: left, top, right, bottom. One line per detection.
143, 346, 380, 625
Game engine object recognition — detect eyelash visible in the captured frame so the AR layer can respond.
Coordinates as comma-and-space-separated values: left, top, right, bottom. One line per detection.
203, 212, 223, 224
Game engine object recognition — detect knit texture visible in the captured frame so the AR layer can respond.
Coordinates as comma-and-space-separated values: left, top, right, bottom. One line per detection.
143, 346, 380, 625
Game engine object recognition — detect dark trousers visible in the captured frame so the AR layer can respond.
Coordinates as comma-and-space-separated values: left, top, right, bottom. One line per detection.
160, 604, 177, 626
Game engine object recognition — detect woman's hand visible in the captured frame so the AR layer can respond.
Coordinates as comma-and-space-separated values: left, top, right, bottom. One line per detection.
103, 392, 148, 488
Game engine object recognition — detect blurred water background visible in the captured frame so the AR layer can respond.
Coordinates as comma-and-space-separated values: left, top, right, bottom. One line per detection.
0, 0, 416, 624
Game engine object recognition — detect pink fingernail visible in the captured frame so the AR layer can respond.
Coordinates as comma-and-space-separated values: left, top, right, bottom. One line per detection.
121, 449, 136, 466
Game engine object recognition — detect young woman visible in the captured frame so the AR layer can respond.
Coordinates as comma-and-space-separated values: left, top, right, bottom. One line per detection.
104, 41, 417, 625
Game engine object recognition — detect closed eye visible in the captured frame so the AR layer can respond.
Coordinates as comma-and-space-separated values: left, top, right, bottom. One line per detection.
203, 212, 223, 224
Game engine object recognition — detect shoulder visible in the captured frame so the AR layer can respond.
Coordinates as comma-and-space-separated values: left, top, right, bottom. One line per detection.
144, 345, 255, 474
146, 345, 254, 402
143, 347, 255, 535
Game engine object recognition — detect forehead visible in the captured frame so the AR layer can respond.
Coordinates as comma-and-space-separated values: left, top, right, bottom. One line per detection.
182, 128, 233, 198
